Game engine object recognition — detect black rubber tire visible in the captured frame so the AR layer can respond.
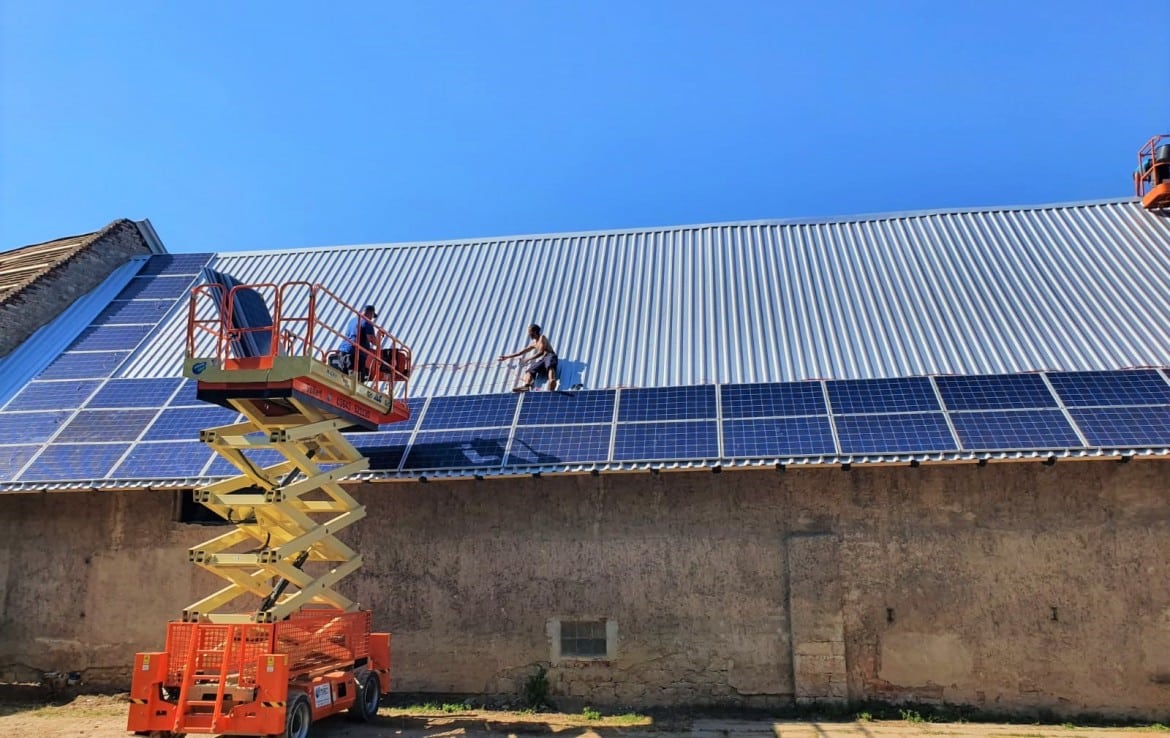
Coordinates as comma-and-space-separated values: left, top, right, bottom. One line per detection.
349, 671, 381, 722
282, 693, 312, 738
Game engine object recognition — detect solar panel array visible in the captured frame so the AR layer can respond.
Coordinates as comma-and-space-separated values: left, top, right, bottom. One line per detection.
1, 360, 1168, 485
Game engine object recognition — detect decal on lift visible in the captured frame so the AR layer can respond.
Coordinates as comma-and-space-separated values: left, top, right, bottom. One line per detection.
293, 378, 381, 424
313, 683, 333, 709
192, 361, 207, 375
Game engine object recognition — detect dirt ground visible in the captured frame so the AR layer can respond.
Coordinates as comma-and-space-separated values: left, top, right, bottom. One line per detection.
0, 694, 1167, 738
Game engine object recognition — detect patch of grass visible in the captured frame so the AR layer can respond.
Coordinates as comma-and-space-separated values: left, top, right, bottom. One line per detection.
856, 710, 873, 722
1062, 723, 1077, 729
522, 665, 551, 710
1146, 725, 1170, 733
582, 706, 601, 720
901, 708, 928, 723
609, 712, 649, 725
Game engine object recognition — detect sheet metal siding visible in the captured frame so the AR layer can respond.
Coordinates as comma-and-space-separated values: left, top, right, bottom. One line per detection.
119, 201, 1170, 394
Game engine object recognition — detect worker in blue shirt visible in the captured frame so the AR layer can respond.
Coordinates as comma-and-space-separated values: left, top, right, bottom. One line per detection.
340, 304, 378, 378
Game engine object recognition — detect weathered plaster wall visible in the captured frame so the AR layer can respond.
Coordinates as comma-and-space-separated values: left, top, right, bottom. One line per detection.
0, 460, 1167, 718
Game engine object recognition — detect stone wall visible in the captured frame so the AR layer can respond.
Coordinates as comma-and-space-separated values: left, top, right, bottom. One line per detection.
0, 220, 152, 358
1, 459, 1168, 718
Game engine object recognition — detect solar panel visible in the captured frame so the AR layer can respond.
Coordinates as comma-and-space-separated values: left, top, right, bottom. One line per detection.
506, 424, 611, 466
613, 421, 718, 461
950, 410, 1081, 450
404, 429, 511, 469
143, 407, 240, 441
0, 410, 72, 443
1048, 370, 1170, 407
56, 409, 158, 443
90, 299, 173, 326
617, 386, 717, 422
169, 380, 202, 406
517, 390, 615, 425
1069, 406, 1170, 447
348, 432, 413, 471
37, 351, 129, 380
115, 275, 195, 300
204, 447, 288, 478
419, 394, 518, 430
3, 380, 102, 411
826, 377, 940, 414
136, 253, 213, 276
834, 412, 956, 454
720, 382, 827, 419
68, 324, 152, 352
374, 397, 426, 432
935, 373, 1057, 411
20, 443, 130, 481
112, 442, 212, 478
722, 417, 837, 458
86, 378, 182, 408
0, 445, 39, 478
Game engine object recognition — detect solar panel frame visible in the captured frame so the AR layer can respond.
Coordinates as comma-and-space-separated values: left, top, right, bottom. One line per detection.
722, 416, 838, 458
506, 424, 612, 466
0, 410, 73, 444
949, 409, 1082, 451
403, 428, 512, 469
142, 406, 241, 441
55, 409, 159, 443
419, 394, 518, 430
720, 382, 829, 419
68, 324, 153, 352
0, 445, 40, 479
833, 412, 957, 454
613, 420, 719, 461
1068, 406, 1170, 448
1047, 370, 1170, 408
115, 275, 197, 300
617, 385, 718, 422
136, 253, 214, 276
516, 390, 616, 426
86, 378, 182, 409
826, 377, 941, 414
37, 351, 130, 380
935, 373, 1058, 410
20, 443, 131, 481
348, 431, 413, 471
89, 299, 175, 327
111, 441, 213, 479
2, 380, 103, 411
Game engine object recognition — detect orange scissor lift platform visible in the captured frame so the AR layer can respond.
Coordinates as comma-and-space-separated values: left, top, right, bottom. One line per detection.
128, 280, 411, 738
1136, 133, 1170, 210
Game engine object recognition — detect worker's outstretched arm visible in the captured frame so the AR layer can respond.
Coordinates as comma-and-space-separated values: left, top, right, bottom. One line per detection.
498, 345, 533, 361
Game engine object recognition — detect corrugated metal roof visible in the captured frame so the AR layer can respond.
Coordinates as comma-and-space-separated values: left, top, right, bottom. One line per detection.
120, 198, 1170, 395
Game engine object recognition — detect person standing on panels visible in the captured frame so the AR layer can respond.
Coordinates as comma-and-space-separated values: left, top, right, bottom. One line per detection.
499, 323, 558, 392
341, 304, 378, 379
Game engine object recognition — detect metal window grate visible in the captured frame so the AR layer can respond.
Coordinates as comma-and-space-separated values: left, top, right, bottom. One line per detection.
560, 620, 607, 658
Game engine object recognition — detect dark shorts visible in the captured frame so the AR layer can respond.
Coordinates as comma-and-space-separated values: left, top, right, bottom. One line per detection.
525, 353, 558, 376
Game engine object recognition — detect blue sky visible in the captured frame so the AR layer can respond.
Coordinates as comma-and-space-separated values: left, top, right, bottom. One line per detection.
1, 1, 1166, 253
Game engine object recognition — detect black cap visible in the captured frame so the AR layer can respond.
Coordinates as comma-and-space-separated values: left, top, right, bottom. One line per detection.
364, 304, 378, 317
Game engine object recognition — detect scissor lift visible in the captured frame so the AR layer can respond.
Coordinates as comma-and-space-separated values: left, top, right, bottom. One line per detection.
1136, 133, 1170, 210
128, 279, 412, 738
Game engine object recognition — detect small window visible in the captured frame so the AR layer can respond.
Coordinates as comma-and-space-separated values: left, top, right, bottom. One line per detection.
560, 620, 608, 658
177, 490, 229, 525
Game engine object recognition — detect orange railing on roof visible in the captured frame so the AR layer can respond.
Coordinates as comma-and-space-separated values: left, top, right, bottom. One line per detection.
185, 281, 412, 401
1135, 133, 1170, 197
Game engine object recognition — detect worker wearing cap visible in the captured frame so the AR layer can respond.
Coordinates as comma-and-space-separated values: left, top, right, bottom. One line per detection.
340, 304, 378, 379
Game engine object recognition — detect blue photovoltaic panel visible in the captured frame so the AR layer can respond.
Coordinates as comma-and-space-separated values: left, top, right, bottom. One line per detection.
205, 447, 287, 477
68, 324, 152, 352
112, 442, 212, 478
90, 299, 173, 326
404, 429, 511, 469
376, 397, 426, 432
1048, 370, 1170, 407
935, 373, 1057, 410
3, 380, 102, 411
506, 424, 611, 465
613, 421, 718, 461
723, 417, 837, 457
349, 432, 413, 471
834, 412, 956, 454
137, 253, 213, 276
1069, 406, 1170, 447
517, 390, 615, 425
950, 410, 1081, 450
826, 377, 940, 414
617, 386, 717, 422
56, 409, 158, 442
720, 382, 827, 419
115, 275, 195, 300
86, 378, 182, 408
419, 394, 518, 430
0, 445, 39, 479
37, 351, 129, 380
20, 443, 130, 481
0, 410, 72, 443
169, 381, 202, 406
143, 407, 240, 441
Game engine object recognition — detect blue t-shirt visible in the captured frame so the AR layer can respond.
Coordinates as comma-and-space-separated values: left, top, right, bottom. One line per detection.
340, 316, 374, 351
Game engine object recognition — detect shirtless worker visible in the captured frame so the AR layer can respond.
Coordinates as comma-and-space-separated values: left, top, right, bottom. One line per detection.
498, 323, 558, 392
